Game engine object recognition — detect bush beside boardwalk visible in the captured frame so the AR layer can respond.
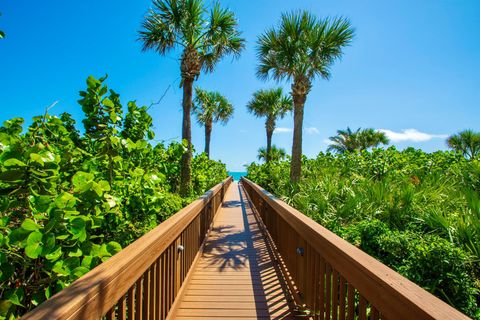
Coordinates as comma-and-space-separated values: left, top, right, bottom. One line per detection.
247, 147, 480, 318
0, 76, 228, 318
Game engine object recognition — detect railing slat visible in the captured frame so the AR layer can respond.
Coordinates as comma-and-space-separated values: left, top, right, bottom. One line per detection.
319, 257, 325, 320
332, 269, 339, 320
127, 287, 134, 320
339, 276, 346, 320
135, 278, 143, 320
325, 263, 331, 320
347, 283, 355, 320
359, 295, 367, 320
105, 308, 114, 320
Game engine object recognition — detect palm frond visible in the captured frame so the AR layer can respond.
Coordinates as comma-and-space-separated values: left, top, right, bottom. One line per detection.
193, 87, 234, 126
256, 11, 355, 84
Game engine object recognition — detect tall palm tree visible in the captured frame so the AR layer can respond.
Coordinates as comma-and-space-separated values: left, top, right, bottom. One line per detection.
246, 88, 292, 162
258, 145, 287, 162
447, 130, 480, 159
139, 0, 245, 195
257, 11, 354, 182
193, 87, 234, 158
327, 127, 389, 154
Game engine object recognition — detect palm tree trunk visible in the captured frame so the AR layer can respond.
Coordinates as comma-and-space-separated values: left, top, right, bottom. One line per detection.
265, 117, 274, 163
290, 94, 306, 183
180, 77, 194, 196
205, 120, 212, 158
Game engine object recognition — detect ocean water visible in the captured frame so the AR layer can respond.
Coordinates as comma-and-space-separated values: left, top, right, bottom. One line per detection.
228, 171, 247, 181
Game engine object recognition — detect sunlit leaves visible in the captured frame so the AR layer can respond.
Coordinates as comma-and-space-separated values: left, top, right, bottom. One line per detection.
0, 75, 228, 318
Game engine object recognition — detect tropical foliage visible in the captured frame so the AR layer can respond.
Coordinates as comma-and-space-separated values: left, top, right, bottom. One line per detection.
447, 130, 480, 160
327, 127, 389, 153
0, 76, 227, 319
139, 0, 244, 196
0, 12, 4, 39
256, 11, 354, 182
247, 147, 480, 318
247, 88, 292, 162
257, 145, 287, 162
193, 87, 234, 157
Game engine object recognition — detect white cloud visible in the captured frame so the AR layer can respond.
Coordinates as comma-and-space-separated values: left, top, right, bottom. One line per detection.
273, 127, 320, 135
378, 129, 448, 142
322, 138, 331, 145
274, 127, 293, 134
305, 127, 320, 135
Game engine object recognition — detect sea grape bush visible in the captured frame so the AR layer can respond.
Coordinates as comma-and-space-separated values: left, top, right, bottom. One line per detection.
247, 147, 480, 318
0, 76, 227, 319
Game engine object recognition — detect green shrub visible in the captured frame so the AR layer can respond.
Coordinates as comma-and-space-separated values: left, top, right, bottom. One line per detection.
0, 76, 227, 318
247, 148, 480, 317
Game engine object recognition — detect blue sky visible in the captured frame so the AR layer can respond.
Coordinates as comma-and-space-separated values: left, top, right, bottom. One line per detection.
1, 0, 479, 171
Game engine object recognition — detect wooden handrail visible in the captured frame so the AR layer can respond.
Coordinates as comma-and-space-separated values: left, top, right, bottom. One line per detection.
241, 177, 470, 320
22, 176, 232, 320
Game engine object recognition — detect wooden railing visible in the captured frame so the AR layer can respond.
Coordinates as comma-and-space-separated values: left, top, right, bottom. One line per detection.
22, 177, 232, 320
241, 177, 470, 320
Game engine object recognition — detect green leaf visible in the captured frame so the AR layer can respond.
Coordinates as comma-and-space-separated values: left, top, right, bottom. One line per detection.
71, 266, 89, 278
29, 153, 44, 166
102, 98, 114, 108
106, 241, 122, 256
21, 218, 40, 231
72, 171, 94, 192
45, 286, 52, 299
0, 31, 5, 39
69, 217, 87, 242
86, 75, 99, 88
81, 256, 94, 269
5, 288, 23, 307
45, 247, 62, 261
55, 192, 76, 209
68, 248, 82, 257
3, 158, 26, 167
98, 180, 110, 192
52, 261, 69, 276
91, 182, 103, 197
25, 230, 43, 259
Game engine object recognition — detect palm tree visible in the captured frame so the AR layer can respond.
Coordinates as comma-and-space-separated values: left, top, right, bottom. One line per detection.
0, 12, 5, 39
257, 11, 354, 182
246, 88, 292, 162
193, 87, 234, 158
139, 0, 245, 195
258, 145, 287, 162
327, 127, 389, 154
447, 130, 480, 159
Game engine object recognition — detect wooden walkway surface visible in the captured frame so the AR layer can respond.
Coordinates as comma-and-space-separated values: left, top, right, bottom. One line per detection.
175, 182, 294, 319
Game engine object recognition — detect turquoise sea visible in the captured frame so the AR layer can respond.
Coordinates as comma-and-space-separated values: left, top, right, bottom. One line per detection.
228, 171, 247, 181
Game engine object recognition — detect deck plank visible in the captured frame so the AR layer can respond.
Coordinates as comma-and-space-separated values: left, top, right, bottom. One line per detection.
174, 182, 294, 319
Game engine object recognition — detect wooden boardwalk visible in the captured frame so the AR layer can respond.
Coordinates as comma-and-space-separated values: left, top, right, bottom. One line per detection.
174, 182, 294, 319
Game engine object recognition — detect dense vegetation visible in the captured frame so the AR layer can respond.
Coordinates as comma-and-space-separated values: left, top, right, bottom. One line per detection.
0, 76, 227, 319
247, 147, 480, 318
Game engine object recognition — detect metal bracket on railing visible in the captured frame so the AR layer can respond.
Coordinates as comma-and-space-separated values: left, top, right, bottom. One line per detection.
296, 247, 304, 256
177, 244, 185, 253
